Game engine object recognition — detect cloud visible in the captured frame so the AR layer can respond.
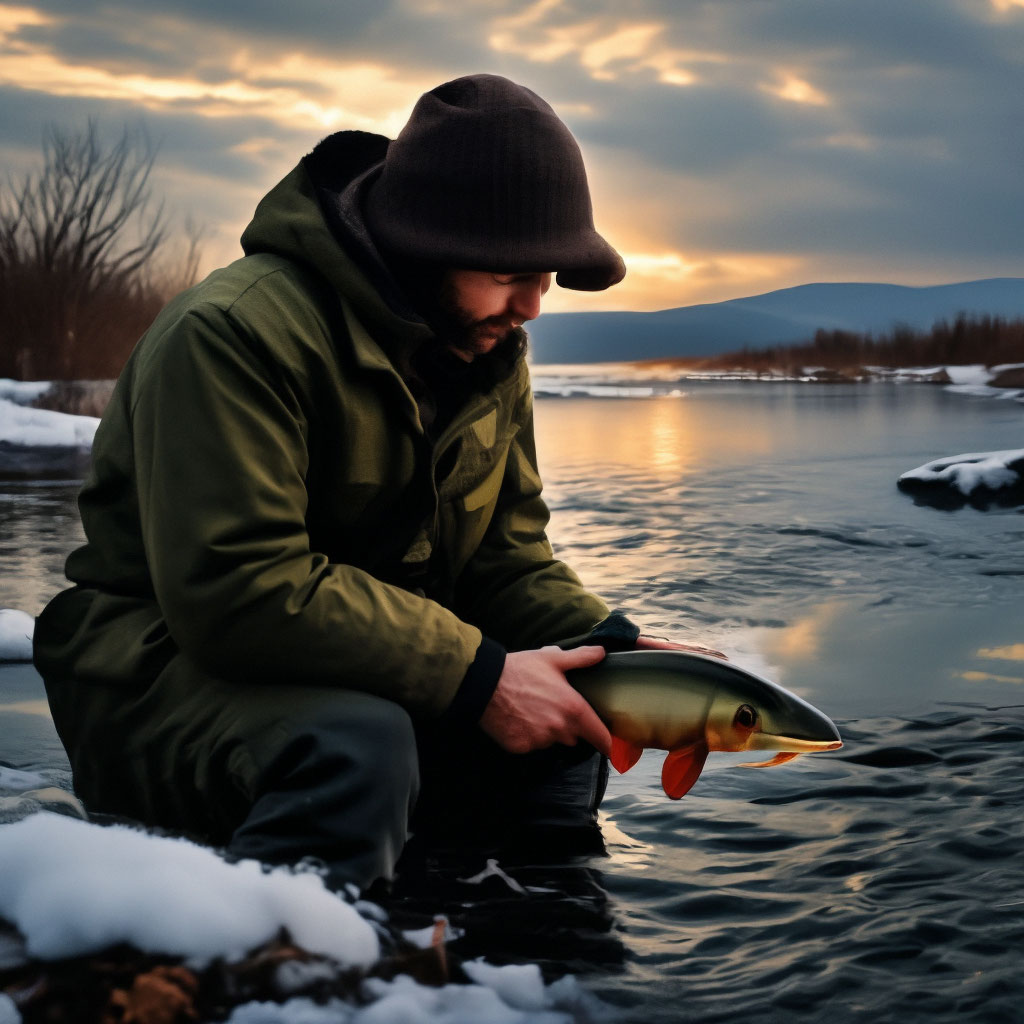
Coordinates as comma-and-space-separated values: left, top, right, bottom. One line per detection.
977, 644, 1024, 661
1, 0, 1023, 309
0, 8, 437, 134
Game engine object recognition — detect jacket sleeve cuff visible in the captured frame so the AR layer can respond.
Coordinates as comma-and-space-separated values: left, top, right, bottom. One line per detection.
555, 609, 641, 652
445, 635, 506, 726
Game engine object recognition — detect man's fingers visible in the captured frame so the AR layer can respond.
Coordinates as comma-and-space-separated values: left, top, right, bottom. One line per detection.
635, 636, 728, 660
548, 644, 610, 752
549, 643, 606, 669
574, 699, 612, 757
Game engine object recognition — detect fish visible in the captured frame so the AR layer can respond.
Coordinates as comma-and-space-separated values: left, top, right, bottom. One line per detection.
567, 650, 842, 799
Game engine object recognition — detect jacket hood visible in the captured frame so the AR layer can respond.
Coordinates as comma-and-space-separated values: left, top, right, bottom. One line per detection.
240, 131, 433, 351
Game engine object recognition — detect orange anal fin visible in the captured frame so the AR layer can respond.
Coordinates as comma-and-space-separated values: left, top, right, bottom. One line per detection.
610, 736, 644, 774
738, 751, 801, 769
661, 744, 708, 799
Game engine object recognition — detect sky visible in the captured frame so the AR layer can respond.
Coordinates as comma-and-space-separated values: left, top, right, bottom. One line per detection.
1, 0, 1023, 313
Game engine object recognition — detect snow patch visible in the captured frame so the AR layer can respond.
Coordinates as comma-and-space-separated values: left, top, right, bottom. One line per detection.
218, 963, 615, 1023
899, 449, 1024, 496
0, 813, 379, 967
943, 364, 992, 385
225, 998, 354, 1023
462, 960, 549, 1011
0, 380, 50, 406
0, 398, 99, 449
0, 610, 34, 662
0, 993, 21, 1024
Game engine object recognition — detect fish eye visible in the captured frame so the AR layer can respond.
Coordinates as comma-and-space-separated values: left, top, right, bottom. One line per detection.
734, 704, 758, 729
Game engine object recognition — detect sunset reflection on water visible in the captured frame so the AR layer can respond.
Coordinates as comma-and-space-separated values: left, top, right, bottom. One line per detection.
533, 391, 778, 484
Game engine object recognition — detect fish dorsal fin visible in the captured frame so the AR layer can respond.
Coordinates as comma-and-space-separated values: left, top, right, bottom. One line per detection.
661, 744, 708, 799
610, 736, 644, 774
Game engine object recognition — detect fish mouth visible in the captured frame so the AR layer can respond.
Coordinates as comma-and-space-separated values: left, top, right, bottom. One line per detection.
738, 734, 843, 767
751, 734, 843, 753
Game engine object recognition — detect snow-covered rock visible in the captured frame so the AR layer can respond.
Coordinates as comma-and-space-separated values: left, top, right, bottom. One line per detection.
898, 449, 1024, 505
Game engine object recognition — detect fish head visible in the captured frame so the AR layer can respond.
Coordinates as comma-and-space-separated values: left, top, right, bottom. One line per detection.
703, 664, 842, 759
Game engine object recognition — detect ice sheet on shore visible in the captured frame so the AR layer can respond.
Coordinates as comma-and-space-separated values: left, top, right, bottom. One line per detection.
899, 449, 1024, 496
0, 611, 33, 662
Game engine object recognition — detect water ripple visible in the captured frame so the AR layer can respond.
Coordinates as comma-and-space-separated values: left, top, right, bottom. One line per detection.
597, 705, 1024, 1022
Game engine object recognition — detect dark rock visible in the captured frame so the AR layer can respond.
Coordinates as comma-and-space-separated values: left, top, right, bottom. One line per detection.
987, 366, 1024, 388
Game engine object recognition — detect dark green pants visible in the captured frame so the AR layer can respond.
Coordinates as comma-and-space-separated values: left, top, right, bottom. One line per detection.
44, 654, 607, 890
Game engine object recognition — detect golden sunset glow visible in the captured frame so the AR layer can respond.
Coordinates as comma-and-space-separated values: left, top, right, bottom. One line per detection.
760, 603, 845, 661
959, 670, 1024, 685
762, 73, 830, 106
544, 249, 805, 313
0, 699, 51, 716
0, 44, 424, 133
822, 133, 878, 151
579, 23, 664, 77
0, 4, 45, 32
976, 644, 1024, 661
1, 0, 1020, 312
489, 7, 702, 86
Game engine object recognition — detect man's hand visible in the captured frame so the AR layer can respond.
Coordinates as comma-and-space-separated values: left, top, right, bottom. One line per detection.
635, 635, 728, 659
479, 645, 611, 756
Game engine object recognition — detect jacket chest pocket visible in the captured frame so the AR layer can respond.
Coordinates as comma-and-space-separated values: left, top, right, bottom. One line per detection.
462, 449, 509, 511
437, 408, 511, 507
441, 440, 513, 577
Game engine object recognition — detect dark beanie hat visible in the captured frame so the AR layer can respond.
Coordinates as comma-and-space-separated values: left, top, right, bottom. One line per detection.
363, 74, 625, 292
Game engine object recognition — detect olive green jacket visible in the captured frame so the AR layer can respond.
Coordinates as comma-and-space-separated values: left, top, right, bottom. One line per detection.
34, 152, 609, 718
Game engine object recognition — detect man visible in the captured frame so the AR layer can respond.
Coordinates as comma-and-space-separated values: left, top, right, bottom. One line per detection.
34, 74, 682, 890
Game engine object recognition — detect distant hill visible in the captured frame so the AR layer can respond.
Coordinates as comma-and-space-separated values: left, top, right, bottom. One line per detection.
527, 278, 1024, 363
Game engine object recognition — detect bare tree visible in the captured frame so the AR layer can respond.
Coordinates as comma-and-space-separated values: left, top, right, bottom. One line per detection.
0, 121, 200, 381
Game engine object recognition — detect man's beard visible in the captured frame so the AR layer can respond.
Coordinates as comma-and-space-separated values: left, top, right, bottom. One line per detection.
432, 276, 518, 360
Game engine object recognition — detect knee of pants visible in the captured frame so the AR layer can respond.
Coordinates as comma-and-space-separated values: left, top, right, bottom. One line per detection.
251, 688, 422, 813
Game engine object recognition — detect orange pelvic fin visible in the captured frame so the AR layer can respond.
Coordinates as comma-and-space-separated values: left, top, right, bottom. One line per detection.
661, 743, 708, 799
739, 751, 802, 769
610, 736, 644, 774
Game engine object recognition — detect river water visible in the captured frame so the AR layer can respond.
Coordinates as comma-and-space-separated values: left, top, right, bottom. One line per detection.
1, 376, 1022, 1022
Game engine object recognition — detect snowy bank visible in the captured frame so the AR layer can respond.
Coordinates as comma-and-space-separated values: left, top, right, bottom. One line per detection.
0, 813, 379, 966
0, 378, 115, 418
898, 450, 1024, 508
222, 970, 613, 1023
0, 397, 99, 476
530, 362, 1024, 399
0, 398, 98, 449
0, 813, 614, 1022
0, 611, 33, 662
